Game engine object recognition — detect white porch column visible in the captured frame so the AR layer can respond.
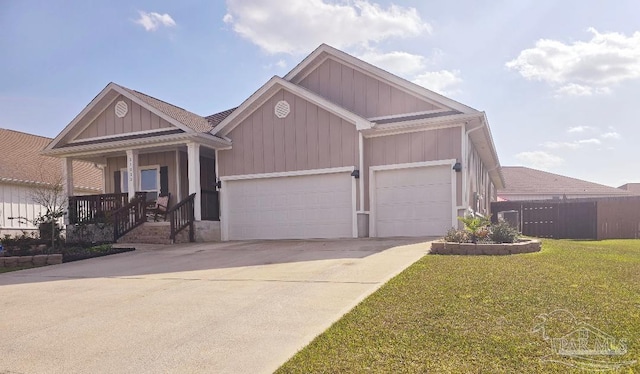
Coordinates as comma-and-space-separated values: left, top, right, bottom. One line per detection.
62, 158, 74, 225
126, 149, 139, 201
187, 142, 202, 220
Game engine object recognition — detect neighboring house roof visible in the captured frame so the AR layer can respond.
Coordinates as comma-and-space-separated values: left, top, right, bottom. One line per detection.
0, 128, 102, 191
498, 166, 632, 199
618, 183, 640, 194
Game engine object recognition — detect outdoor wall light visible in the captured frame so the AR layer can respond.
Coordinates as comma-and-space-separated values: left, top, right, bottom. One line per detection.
453, 162, 462, 172
351, 169, 360, 179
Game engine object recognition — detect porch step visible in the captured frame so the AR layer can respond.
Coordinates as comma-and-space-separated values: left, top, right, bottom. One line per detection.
117, 223, 191, 244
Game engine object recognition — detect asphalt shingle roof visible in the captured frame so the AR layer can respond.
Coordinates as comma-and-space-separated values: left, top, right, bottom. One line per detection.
205, 107, 237, 128
499, 166, 632, 197
0, 128, 102, 191
117, 84, 214, 133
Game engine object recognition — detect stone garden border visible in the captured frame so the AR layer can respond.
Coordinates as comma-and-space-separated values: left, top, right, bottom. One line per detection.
0, 254, 63, 268
430, 239, 541, 255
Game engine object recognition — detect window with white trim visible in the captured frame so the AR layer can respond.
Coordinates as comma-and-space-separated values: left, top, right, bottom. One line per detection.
121, 166, 160, 201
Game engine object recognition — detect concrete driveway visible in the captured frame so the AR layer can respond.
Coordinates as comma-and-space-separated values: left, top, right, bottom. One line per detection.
0, 238, 432, 374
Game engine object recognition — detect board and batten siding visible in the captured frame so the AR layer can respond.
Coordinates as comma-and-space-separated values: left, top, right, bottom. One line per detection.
466, 141, 494, 216
218, 89, 359, 177
298, 58, 440, 119
104, 151, 177, 196
75, 95, 173, 140
363, 126, 463, 211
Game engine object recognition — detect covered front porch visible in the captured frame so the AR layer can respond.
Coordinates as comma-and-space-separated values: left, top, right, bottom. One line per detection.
41, 82, 232, 243
62, 143, 223, 243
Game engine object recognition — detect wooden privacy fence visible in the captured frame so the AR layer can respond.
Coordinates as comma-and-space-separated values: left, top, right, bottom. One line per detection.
491, 196, 640, 240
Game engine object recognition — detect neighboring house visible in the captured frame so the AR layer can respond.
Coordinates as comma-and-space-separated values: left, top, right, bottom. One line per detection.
498, 166, 633, 201
0, 129, 103, 236
618, 183, 640, 195
42, 44, 503, 241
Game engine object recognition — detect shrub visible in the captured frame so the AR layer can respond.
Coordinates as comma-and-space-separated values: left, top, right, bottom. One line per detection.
490, 221, 520, 243
458, 214, 491, 243
444, 228, 469, 243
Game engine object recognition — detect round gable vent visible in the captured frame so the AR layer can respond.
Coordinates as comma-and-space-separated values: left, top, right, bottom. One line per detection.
115, 101, 128, 118
274, 100, 290, 119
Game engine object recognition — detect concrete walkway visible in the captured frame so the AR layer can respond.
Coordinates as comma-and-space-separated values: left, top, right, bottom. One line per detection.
0, 238, 432, 374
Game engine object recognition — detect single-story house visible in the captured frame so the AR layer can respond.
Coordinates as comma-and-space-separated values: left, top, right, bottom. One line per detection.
0, 128, 102, 236
42, 44, 504, 241
498, 166, 633, 201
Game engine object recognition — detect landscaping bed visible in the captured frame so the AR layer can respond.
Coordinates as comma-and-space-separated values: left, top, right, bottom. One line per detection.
430, 238, 541, 255
62, 245, 135, 263
1, 238, 136, 268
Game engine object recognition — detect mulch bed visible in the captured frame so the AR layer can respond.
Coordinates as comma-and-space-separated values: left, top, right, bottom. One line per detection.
62, 247, 136, 263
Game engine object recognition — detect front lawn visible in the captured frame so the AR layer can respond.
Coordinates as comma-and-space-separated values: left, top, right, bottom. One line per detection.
277, 240, 640, 373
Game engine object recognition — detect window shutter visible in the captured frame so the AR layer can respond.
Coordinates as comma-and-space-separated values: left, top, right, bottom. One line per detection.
160, 166, 168, 196
114, 171, 121, 193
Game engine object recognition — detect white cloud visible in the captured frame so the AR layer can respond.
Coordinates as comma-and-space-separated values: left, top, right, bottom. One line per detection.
578, 138, 601, 145
567, 126, 592, 133
357, 50, 428, 76
542, 141, 581, 150
412, 70, 463, 95
543, 138, 602, 149
223, 0, 430, 55
516, 151, 564, 170
264, 59, 288, 70
601, 131, 621, 139
135, 11, 176, 31
554, 83, 611, 97
506, 28, 640, 95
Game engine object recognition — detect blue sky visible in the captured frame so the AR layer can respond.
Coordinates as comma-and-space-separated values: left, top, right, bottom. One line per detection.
2, 0, 639, 187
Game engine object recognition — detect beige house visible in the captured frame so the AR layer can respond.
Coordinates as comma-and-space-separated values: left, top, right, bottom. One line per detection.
0, 129, 102, 236
43, 44, 503, 242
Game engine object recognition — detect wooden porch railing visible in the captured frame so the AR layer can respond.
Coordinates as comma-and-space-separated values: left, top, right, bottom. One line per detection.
68, 192, 148, 224
68, 193, 128, 224
113, 197, 147, 242
168, 193, 196, 243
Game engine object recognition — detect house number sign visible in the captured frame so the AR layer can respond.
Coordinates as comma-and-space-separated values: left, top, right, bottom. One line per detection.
128, 157, 134, 183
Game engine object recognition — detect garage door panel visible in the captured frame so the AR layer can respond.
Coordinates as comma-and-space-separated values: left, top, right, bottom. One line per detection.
226, 172, 353, 240
374, 165, 452, 237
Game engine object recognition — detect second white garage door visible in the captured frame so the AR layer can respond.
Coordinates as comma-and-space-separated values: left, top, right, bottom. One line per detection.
224, 171, 354, 240
372, 164, 453, 237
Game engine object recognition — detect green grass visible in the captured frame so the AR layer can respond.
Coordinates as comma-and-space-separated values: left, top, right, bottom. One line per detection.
277, 240, 640, 373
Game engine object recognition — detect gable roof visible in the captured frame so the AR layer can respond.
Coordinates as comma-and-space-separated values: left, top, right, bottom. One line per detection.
212, 76, 373, 136
499, 166, 632, 198
0, 128, 102, 191
284, 44, 478, 115
119, 85, 214, 133
206, 107, 237, 128
45, 82, 216, 152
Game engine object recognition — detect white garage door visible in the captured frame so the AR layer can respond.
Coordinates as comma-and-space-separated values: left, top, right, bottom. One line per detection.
373, 165, 452, 237
225, 172, 354, 240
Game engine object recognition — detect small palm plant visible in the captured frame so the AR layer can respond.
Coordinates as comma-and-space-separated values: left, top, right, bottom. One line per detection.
457, 214, 491, 243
